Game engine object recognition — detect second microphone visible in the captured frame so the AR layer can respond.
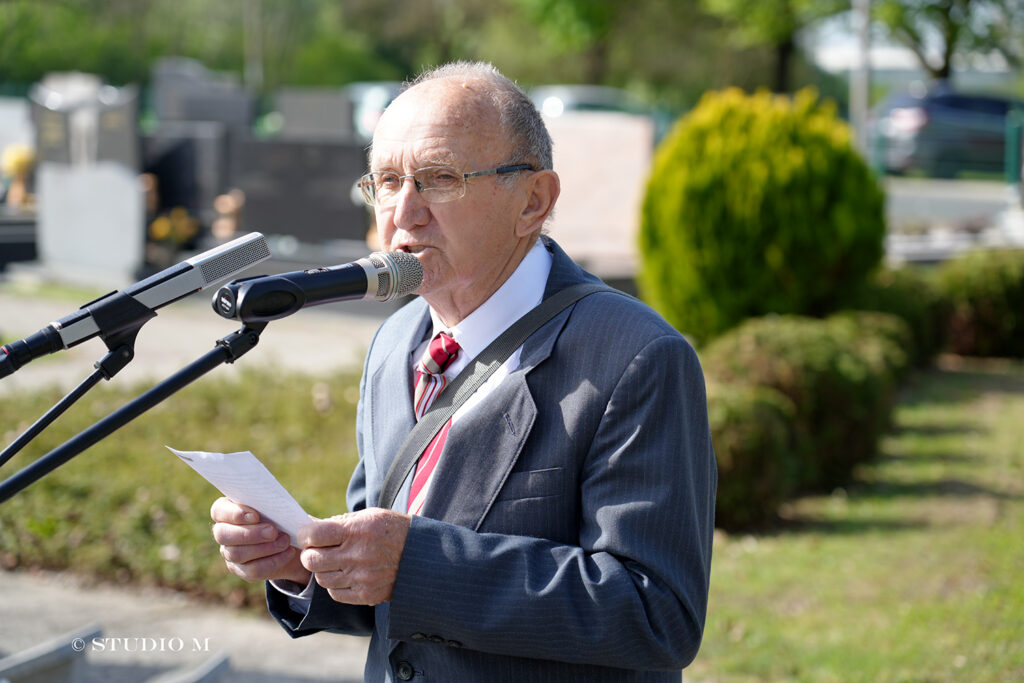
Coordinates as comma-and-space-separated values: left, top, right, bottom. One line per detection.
213, 250, 423, 323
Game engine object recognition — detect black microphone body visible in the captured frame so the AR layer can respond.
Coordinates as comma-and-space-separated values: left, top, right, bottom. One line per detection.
213, 250, 423, 323
0, 233, 271, 378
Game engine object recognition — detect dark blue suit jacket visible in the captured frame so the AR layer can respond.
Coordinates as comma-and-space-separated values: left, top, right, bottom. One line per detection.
268, 238, 717, 681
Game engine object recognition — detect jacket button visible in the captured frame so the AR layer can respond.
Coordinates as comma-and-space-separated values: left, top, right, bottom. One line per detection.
396, 661, 415, 681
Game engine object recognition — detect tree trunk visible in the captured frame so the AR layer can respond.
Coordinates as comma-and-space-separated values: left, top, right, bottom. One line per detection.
583, 39, 609, 85
774, 36, 794, 93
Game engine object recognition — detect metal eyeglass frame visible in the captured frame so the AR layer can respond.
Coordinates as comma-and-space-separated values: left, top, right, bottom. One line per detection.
358, 164, 536, 206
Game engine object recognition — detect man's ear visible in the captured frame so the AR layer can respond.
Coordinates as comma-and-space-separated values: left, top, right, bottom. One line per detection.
515, 170, 560, 237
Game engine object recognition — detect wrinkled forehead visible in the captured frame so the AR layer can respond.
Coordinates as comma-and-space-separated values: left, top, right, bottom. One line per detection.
370, 80, 512, 169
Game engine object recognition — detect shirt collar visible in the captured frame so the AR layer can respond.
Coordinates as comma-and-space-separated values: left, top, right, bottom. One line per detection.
427, 240, 552, 364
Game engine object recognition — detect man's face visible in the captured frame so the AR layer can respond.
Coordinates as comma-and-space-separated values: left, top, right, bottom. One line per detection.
369, 81, 529, 310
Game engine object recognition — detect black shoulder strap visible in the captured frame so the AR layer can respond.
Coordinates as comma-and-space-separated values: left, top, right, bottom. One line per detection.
377, 282, 621, 510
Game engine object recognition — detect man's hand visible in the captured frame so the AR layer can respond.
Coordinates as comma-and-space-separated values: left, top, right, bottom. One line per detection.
298, 508, 411, 606
210, 497, 311, 586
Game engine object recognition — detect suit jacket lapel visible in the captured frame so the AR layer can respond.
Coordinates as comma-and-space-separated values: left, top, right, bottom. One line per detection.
419, 370, 536, 528
369, 301, 431, 504
417, 238, 599, 528
417, 314, 570, 530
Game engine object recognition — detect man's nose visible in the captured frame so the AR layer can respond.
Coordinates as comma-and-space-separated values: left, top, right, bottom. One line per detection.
392, 176, 429, 228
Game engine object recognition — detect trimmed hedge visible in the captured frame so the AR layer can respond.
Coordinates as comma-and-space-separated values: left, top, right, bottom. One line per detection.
700, 250, 1024, 528
826, 310, 914, 387
934, 248, 1024, 358
850, 265, 949, 365
702, 312, 911, 497
707, 382, 797, 529
638, 87, 886, 344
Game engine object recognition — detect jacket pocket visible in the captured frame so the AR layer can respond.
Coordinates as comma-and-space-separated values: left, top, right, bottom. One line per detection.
495, 467, 565, 502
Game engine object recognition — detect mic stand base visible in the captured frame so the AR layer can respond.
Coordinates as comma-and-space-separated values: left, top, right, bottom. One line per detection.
0, 324, 266, 504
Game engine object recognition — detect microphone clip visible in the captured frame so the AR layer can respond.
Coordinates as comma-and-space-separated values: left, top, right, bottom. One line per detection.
85, 289, 159, 356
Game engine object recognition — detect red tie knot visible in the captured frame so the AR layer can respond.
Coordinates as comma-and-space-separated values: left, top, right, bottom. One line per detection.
425, 332, 460, 374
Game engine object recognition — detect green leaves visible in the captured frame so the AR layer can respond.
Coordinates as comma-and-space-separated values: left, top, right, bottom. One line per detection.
639, 87, 885, 344
873, 0, 1024, 79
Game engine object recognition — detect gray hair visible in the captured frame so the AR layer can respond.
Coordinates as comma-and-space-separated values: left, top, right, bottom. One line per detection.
406, 61, 553, 171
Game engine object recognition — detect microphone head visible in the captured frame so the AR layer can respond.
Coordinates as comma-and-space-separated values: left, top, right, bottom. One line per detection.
366, 250, 423, 301
187, 232, 272, 287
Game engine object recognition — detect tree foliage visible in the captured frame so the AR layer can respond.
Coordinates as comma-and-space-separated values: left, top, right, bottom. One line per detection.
0, 0, 1019, 112
700, 0, 847, 92
512, 0, 620, 84
873, 0, 1024, 81
0, 0, 826, 112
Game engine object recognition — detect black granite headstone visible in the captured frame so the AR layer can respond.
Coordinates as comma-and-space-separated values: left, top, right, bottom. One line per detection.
229, 138, 369, 244
152, 57, 255, 135
142, 121, 228, 228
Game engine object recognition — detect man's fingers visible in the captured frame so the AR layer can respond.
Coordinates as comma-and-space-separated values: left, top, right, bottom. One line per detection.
327, 586, 360, 604
210, 497, 260, 524
219, 533, 291, 564
300, 545, 354, 573
322, 571, 391, 606
213, 521, 281, 546
224, 545, 299, 583
298, 516, 350, 548
312, 567, 350, 589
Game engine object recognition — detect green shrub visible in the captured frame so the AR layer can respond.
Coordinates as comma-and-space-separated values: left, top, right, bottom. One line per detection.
825, 310, 914, 386
934, 249, 1024, 357
850, 265, 949, 365
638, 87, 886, 344
707, 382, 797, 529
702, 314, 904, 490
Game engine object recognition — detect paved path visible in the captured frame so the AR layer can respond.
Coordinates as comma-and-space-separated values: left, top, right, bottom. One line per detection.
0, 288, 387, 395
0, 286, 389, 681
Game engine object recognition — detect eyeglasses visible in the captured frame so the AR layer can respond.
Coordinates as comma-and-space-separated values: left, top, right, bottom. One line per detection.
358, 164, 535, 207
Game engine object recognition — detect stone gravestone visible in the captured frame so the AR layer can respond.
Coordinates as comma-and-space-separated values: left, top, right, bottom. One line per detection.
229, 138, 369, 245
152, 57, 255, 135
543, 111, 654, 287
29, 73, 144, 287
142, 121, 228, 230
275, 87, 354, 141
0, 97, 36, 271
0, 97, 32, 156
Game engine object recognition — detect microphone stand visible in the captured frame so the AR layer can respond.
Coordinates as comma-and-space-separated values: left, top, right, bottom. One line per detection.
0, 323, 266, 504
0, 287, 159, 467
0, 344, 134, 469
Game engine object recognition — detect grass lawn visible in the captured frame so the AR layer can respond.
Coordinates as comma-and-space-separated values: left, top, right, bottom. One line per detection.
0, 369, 363, 608
0, 358, 1021, 679
689, 357, 1024, 682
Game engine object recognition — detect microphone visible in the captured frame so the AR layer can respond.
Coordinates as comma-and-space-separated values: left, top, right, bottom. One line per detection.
212, 250, 423, 323
0, 232, 271, 378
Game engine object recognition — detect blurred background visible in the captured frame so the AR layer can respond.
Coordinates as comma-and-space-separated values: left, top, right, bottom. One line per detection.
2, 2, 1024, 682
1, 0, 1023, 287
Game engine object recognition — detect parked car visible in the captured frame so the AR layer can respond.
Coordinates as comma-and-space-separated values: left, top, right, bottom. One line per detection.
872, 86, 1024, 178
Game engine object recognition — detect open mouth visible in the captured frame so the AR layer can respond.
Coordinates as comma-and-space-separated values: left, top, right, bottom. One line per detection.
398, 245, 426, 254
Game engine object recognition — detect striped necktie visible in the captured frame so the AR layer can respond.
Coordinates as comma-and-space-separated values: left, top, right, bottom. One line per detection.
408, 332, 461, 514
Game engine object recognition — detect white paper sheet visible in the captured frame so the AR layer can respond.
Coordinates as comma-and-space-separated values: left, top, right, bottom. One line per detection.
167, 446, 314, 547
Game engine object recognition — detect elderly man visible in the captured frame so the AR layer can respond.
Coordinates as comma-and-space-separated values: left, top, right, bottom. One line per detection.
211, 61, 716, 681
